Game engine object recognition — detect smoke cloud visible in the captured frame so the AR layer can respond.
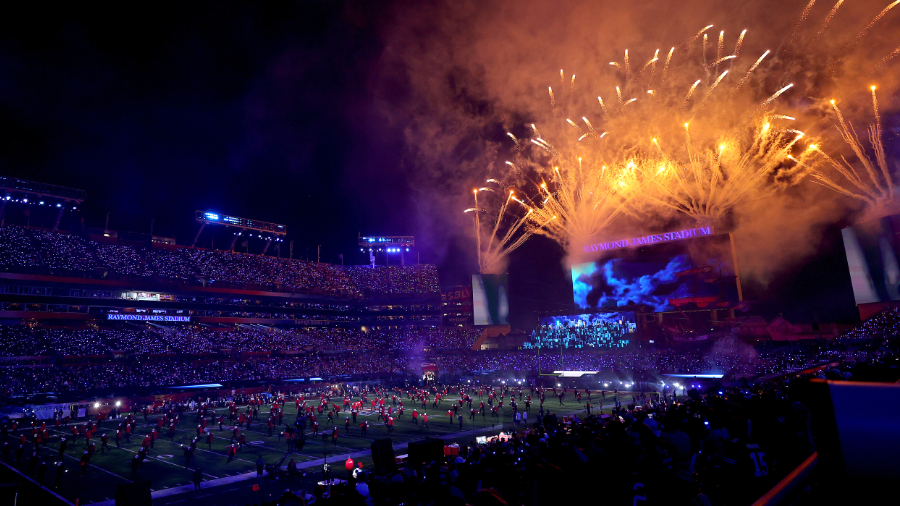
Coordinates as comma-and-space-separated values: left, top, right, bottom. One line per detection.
373, 0, 900, 283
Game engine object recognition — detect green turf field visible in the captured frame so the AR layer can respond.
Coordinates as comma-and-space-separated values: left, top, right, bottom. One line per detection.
1, 390, 630, 506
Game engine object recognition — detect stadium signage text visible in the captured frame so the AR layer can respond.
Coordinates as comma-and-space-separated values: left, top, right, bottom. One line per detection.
107, 314, 190, 322
584, 226, 714, 253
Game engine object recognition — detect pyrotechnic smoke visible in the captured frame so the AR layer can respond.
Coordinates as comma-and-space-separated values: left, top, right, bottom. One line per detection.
506, 0, 899, 263
509, 27, 821, 250
377, 0, 900, 280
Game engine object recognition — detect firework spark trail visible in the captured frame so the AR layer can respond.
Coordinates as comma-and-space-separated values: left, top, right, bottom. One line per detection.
466, 180, 535, 274
638, 53, 659, 79
597, 96, 609, 119
754, 83, 794, 115
869, 86, 891, 198
702, 33, 709, 66
624, 49, 631, 79
876, 46, 900, 69
649, 49, 660, 85
801, 93, 894, 207
791, 0, 817, 39
816, 0, 844, 39
688, 25, 714, 45
715, 31, 725, 76
709, 55, 736, 68
701, 70, 729, 105
857, 1, 900, 41
682, 80, 702, 108
734, 29, 747, 56
735, 50, 770, 92
662, 47, 675, 82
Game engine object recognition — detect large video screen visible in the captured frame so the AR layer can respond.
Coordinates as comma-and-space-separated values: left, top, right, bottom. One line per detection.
571, 233, 740, 312
841, 214, 900, 304
472, 274, 509, 325
531, 312, 635, 349
442, 285, 474, 326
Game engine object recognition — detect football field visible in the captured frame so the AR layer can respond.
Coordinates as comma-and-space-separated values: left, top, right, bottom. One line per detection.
1, 391, 626, 505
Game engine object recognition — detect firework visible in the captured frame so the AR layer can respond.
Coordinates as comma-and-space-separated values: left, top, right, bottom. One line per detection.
465, 179, 534, 274
643, 115, 815, 222
856, 0, 900, 41
800, 88, 895, 210
815, 0, 844, 39
564, 26, 810, 227
515, 140, 640, 250
536, 0, 897, 231
468, 1, 900, 258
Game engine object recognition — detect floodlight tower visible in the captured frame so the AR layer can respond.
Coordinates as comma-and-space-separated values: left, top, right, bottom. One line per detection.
358, 234, 415, 266
193, 211, 287, 253
0, 176, 86, 231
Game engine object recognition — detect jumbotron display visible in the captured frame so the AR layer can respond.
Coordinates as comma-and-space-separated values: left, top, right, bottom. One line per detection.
842, 213, 900, 305
572, 232, 741, 312
472, 273, 509, 325
531, 311, 635, 349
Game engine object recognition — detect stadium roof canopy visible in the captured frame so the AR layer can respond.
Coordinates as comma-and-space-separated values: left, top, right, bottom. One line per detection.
0, 176, 86, 203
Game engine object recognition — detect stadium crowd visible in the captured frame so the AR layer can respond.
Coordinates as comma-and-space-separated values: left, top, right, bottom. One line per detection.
0, 325, 482, 356
0, 225, 440, 298
0, 328, 894, 400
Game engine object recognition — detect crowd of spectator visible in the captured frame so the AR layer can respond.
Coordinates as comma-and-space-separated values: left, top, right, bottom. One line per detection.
0, 324, 482, 356
0, 225, 440, 298
424, 338, 873, 379
0, 353, 413, 397
0, 332, 894, 401
839, 306, 900, 340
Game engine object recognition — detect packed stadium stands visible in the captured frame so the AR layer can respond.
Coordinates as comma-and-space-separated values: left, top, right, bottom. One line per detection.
0, 325, 482, 357
0, 319, 894, 401
0, 225, 440, 298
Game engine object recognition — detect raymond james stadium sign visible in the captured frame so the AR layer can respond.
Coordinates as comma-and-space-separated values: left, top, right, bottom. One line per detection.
107, 314, 190, 322
584, 226, 714, 253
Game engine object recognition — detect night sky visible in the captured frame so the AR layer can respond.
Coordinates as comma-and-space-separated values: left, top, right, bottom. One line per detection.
0, 1, 864, 328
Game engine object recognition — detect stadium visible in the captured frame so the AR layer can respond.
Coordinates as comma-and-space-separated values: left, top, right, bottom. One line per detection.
1, 174, 898, 506
2, 2, 900, 506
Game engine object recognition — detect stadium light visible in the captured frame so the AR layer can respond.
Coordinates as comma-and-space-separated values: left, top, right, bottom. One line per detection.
116, 401, 121, 407
195, 211, 286, 236
94, 402, 100, 408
